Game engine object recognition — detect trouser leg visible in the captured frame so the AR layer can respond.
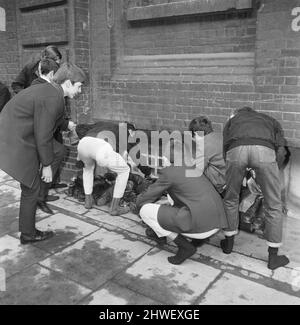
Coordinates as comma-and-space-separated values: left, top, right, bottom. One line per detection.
102, 151, 130, 198
19, 173, 40, 235
140, 203, 173, 238
254, 157, 283, 246
223, 147, 247, 232
38, 141, 66, 201
82, 163, 95, 195
52, 129, 63, 184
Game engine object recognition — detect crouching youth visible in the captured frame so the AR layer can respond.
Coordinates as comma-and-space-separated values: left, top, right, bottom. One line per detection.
136, 139, 228, 265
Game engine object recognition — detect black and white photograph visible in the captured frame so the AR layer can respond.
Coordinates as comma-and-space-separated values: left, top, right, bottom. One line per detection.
0, 0, 300, 308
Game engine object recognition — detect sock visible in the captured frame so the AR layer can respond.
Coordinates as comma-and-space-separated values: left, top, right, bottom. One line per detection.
220, 236, 234, 254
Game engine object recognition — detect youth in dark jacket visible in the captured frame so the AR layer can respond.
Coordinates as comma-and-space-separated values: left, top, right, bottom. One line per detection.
30, 58, 72, 203
0, 82, 11, 112
189, 116, 226, 195
136, 140, 227, 265
221, 107, 289, 270
0, 63, 86, 245
11, 45, 62, 94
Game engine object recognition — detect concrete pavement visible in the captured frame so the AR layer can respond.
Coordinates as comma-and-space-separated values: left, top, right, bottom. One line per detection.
0, 169, 300, 305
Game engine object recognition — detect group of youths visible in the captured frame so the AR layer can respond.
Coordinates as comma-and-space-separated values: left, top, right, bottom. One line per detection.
0, 46, 290, 271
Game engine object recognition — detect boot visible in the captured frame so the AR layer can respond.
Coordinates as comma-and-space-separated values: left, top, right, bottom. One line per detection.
84, 194, 94, 209
110, 198, 130, 216
168, 234, 197, 265
268, 247, 289, 270
220, 236, 234, 254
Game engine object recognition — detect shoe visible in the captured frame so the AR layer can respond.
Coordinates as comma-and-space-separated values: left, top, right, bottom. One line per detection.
145, 227, 167, 246
37, 201, 54, 214
45, 195, 59, 202
168, 234, 196, 265
110, 198, 130, 216
50, 183, 68, 189
268, 247, 290, 270
20, 229, 54, 245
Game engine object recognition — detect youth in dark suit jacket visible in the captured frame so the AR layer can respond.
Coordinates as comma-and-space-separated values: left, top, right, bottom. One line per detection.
0, 62, 86, 245
136, 140, 228, 265
11, 45, 62, 94
31, 59, 75, 196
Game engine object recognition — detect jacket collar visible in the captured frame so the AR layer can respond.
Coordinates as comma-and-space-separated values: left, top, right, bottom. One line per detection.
50, 81, 65, 98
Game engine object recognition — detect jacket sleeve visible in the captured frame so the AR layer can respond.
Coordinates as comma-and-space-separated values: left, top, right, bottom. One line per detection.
57, 117, 69, 132
11, 66, 29, 94
273, 119, 287, 148
0, 85, 11, 112
34, 96, 63, 166
136, 169, 171, 213
222, 120, 230, 160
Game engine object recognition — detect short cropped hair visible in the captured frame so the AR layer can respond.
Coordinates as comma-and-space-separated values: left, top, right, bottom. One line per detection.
189, 116, 213, 136
234, 106, 254, 115
52, 62, 87, 85
39, 58, 59, 75
41, 45, 62, 61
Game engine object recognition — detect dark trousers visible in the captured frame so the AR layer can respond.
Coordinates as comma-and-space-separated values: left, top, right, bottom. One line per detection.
19, 173, 40, 235
38, 140, 66, 202
19, 141, 66, 235
224, 145, 283, 245
52, 128, 64, 184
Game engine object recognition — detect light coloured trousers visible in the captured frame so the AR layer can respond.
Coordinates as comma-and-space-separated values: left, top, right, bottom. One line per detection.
224, 145, 283, 247
78, 137, 130, 198
140, 203, 219, 239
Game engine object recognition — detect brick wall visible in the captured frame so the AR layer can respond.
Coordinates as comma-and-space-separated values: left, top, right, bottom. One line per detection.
254, 0, 300, 148
90, 0, 300, 148
125, 7, 256, 55
91, 0, 257, 133
0, 0, 19, 89
0, 0, 91, 180
72, 0, 91, 124
1, 0, 300, 180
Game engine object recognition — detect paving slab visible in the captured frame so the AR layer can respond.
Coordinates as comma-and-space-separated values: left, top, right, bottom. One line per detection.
272, 266, 300, 294
200, 273, 300, 305
49, 198, 88, 215
0, 264, 91, 305
0, 185, 21, 208
5, 180, 20, 190
209, 230, 267, 260
0, 235, 50, 278
121, 212, 143, 223
81, 281, 161, 305
0, 201, 56, 239
40, 228, 152, 289
0, 170, 12, 183
208, 218, 300, 269
280, 217, 300, 267
0, 203, 20, 236
32, 214, 99, 253
114, 248, 221, 305
85, 209, 144, 234
196, 243, 272, 278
